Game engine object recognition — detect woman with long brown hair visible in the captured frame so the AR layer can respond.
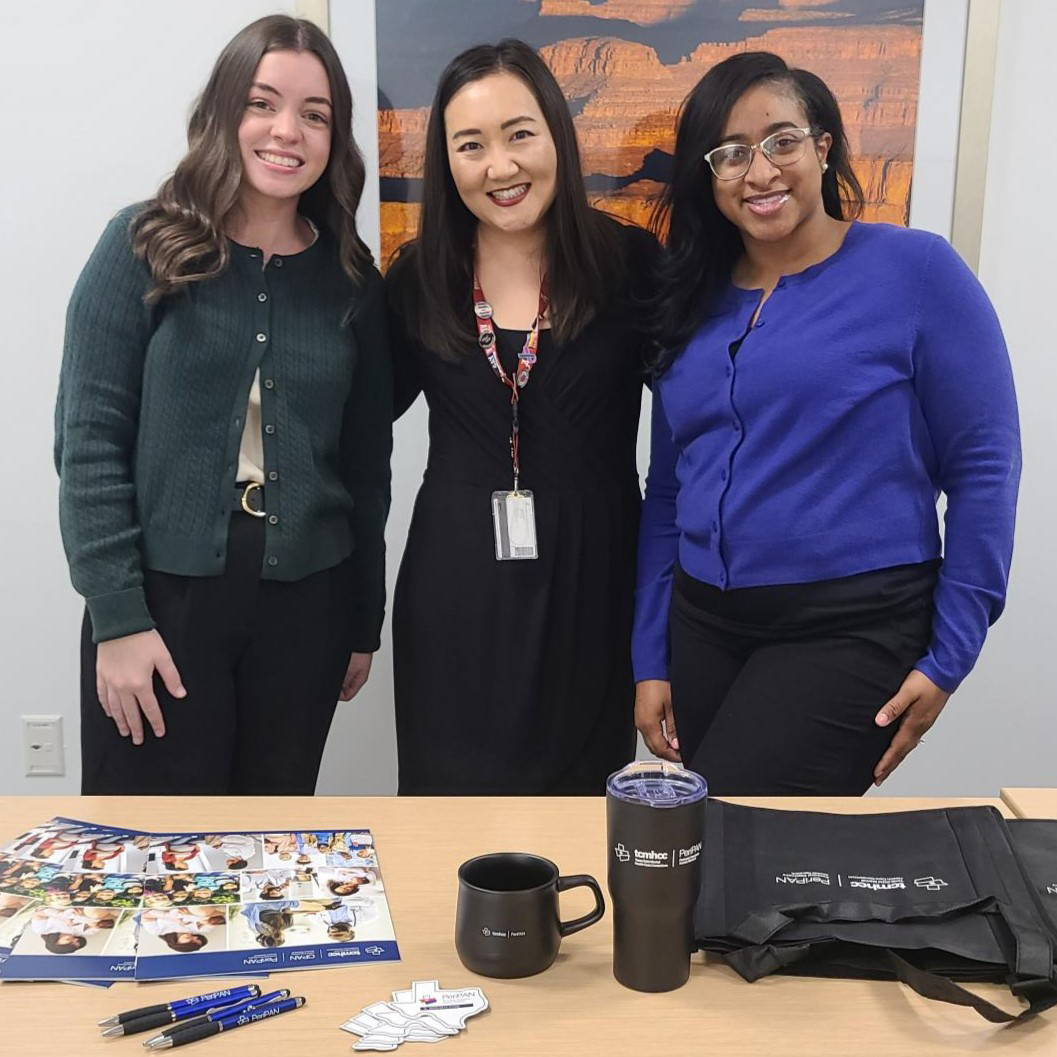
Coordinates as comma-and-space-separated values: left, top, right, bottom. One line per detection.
55, 15, 392, 795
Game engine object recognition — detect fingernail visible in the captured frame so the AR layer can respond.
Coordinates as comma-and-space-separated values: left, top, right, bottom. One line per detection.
175, 687, 187, 698
876, 713, 889, 727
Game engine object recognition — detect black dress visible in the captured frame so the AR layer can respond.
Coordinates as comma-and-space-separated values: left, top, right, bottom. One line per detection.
388, 221, 655, 794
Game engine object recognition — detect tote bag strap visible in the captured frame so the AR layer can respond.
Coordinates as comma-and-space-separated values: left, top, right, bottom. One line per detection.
726, 897, 1057, 1023
724, 941, 1054, 1023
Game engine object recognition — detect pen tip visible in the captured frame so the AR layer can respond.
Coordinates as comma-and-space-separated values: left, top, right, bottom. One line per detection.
101, 1026, 124, 1038
98, 1017, 118, 1027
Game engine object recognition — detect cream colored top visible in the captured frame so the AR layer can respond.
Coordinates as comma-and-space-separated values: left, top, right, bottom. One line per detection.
236, 218, 319, 485
236, 373, 265, 484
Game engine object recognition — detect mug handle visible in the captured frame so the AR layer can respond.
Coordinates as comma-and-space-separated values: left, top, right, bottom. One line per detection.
556, 874, 605, 937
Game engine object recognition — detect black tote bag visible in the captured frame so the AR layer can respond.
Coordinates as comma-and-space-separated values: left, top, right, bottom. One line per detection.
695, 801, 1057, 1023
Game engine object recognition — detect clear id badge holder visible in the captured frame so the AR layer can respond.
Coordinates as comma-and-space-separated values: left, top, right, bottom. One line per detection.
492, 490, 538, 560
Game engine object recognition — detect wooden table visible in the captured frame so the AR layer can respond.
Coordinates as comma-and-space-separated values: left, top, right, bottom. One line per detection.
1, 794, 1048, 1056
1000, 788, 1057, 819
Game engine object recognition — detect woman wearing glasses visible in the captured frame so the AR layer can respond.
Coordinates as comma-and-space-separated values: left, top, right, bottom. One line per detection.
633, 52, 1020, 794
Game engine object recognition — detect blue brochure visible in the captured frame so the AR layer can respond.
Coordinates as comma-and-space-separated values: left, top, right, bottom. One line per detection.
0, 819, 400, 982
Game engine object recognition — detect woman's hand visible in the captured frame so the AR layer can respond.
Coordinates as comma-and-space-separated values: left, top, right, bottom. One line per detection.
634, 679, 681, 762
96, 630, 186, 745
340, 652, 373, 701
873, 669, 950, 785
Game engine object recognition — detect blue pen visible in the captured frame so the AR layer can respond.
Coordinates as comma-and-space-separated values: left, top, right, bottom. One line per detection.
99, 985, 262, 1036
143, 989, 291, 1046
144, 997, 307, 1049
169, 984, 261, 1013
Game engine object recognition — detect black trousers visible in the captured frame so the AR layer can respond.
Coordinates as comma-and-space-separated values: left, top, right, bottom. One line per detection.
669, 561, 938, 797
80, 513, 355, 795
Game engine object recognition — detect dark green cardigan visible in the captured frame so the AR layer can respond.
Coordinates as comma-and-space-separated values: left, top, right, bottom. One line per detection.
55, 207, 392, 646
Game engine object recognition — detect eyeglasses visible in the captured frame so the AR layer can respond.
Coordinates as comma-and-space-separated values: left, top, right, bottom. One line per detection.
704, 126, 819, 181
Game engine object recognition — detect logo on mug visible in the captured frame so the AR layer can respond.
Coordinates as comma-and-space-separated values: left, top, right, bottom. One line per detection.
479, 926, 525, 939
614, 843, 630, 862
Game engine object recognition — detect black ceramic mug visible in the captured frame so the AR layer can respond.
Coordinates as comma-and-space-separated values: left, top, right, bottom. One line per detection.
455, 852, 605, 978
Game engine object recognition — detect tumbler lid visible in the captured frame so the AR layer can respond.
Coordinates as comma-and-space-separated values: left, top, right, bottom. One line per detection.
606, 761, 707, 807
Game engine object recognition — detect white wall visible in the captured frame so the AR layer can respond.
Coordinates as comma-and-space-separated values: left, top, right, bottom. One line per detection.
2, 0, 1053, 798
900, 0, 1057, 792
1, 1, 301, 794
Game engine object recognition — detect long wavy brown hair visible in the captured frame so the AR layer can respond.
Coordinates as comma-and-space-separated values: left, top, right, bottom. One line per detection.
131, 15, 370, 303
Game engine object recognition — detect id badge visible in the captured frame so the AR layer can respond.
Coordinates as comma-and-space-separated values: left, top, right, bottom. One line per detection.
491, 490, 538, 560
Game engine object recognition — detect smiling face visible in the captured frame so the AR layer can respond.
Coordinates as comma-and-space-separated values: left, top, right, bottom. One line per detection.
237, 49, 333, 211
711, 82, 831, 247
444, 71, 558, 240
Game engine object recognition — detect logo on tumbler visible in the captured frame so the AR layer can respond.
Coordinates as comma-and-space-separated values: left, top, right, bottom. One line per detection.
615, 843, 701, 868
1046, 884, 1057, 895
481, 927, 492, 936
913, 876, 948, 891
678, 842, 702, 866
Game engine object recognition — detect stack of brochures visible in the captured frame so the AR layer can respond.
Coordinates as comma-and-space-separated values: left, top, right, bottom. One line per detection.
0, 817, 400, 983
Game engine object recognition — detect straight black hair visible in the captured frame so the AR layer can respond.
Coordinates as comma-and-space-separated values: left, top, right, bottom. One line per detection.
390, 38, 626, 360
649, 51, 865, 373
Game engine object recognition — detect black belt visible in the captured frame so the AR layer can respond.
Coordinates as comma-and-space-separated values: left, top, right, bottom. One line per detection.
234, 481, 266, 517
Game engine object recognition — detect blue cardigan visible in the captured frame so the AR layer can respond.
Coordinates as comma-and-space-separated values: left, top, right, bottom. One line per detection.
632, 222, 1021, 692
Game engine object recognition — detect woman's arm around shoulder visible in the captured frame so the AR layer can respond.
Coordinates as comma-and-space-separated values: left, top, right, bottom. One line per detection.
341, 265, 394, 662
383, 245, 426, 419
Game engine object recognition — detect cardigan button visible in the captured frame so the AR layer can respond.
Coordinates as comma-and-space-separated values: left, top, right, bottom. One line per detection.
264, 379, 274, 390
265, 424, 275, 435
258, 292, 268, 303
268, 471, 278, 481
267, 556, 278, 567
268, 515, 278, 526
256, 333, 267, 343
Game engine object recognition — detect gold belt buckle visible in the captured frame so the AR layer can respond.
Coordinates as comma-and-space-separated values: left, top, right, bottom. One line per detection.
240, 482, 266, 518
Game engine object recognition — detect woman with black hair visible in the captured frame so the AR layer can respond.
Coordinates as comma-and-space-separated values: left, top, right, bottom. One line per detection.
387, 39, 656, 794
55, 16, 392, 795
633, 52, 1020, 795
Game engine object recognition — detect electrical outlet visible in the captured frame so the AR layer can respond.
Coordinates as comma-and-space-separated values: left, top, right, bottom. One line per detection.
22, 715, 65, 777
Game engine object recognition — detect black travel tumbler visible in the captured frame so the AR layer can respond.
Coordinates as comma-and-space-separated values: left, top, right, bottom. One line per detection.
606, 761, 707, 991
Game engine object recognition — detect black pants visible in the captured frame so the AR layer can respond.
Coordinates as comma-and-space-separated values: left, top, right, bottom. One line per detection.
80, 514, 355, 795
669, 561, 938, 797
